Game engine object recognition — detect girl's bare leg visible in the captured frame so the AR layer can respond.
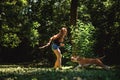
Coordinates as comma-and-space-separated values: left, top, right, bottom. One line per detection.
53, 49, 62, 69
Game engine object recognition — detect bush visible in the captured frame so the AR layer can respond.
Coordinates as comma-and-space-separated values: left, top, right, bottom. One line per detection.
70, 20, 96, 57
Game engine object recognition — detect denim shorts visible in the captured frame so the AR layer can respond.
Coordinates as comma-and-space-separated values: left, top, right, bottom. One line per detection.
51, 43, 60, 50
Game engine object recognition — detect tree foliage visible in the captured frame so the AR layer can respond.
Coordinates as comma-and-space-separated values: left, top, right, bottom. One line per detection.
78, 0, 120, 64
0, 0, 120, 65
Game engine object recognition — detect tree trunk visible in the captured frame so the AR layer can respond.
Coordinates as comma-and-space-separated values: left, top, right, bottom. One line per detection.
70, 0, 79, 54
70, 0, 78, 26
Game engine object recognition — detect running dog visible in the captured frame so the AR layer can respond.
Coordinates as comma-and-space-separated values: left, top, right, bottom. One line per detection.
71, 55, 110, 70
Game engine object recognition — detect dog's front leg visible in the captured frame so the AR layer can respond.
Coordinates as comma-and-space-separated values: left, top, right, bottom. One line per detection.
74, 64, 81, 70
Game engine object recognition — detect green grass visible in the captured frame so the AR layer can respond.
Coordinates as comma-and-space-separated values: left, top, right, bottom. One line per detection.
0, 65, 120, 80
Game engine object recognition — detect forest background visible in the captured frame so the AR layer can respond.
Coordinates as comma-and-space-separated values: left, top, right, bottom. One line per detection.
0, 0, 120, 67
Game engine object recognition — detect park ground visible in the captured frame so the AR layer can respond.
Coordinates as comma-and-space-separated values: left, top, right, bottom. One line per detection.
0, 64, 120, 80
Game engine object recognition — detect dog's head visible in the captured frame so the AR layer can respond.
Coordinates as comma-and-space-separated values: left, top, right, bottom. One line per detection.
71, 55, 79, 62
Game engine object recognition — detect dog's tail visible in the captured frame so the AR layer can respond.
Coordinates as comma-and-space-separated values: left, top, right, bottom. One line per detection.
98, 55, 106, 60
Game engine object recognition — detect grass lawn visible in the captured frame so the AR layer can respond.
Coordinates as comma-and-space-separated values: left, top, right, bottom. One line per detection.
0, 65, 120, 80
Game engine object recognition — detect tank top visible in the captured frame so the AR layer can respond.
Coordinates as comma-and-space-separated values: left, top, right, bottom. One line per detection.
53, 38, 61, 46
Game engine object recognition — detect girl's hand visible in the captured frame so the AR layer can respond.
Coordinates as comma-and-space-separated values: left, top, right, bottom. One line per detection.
60, 43, 65, 47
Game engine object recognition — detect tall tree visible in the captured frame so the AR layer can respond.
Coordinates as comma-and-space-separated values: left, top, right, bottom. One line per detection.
69, 0, 79, 54
70, 0, 78, 26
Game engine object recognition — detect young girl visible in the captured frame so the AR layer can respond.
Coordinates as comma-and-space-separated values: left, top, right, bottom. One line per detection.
39, 27, 67, 69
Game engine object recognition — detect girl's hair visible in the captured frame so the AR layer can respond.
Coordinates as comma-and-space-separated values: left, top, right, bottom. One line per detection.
58, 27, 67, 39
60, 27, 67, 35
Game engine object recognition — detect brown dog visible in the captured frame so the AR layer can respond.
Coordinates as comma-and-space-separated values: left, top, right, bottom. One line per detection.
71, 55, 110, 70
